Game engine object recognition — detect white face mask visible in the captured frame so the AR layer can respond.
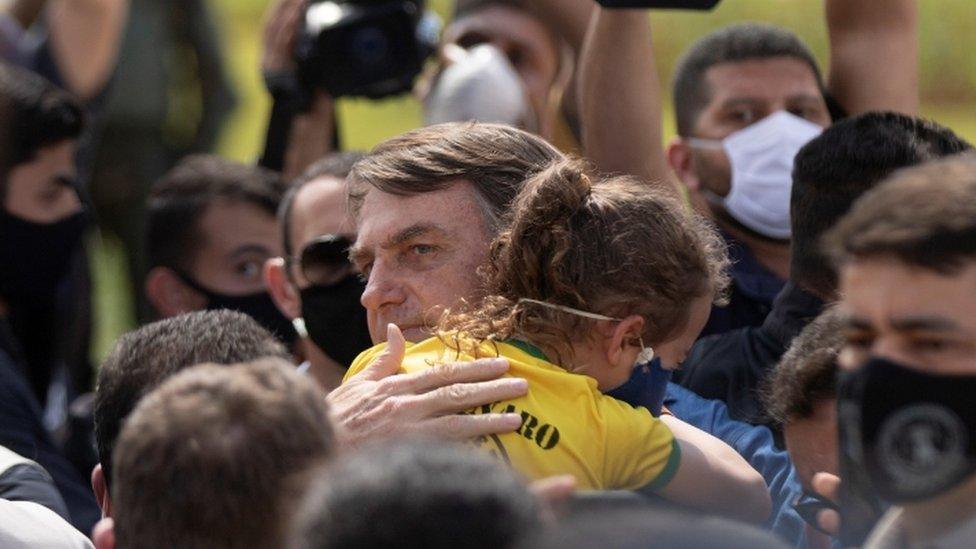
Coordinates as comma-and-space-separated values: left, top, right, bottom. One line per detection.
687, 110, 823, 240
517, 298, 655, 366
424, 43, 535, 131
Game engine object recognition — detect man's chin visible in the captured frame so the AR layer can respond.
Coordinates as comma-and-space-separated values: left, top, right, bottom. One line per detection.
400, 326, 432, 343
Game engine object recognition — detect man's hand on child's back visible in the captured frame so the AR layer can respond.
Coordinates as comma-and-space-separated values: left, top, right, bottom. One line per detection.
327, 324, 528, 448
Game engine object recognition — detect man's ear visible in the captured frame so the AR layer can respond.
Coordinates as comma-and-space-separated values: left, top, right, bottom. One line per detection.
264, 257, 301, 320
666, 136, 701, 192
605, 315, 645, 369
92, 517, 115, 549
91, 464, 113, 518
144, 266, 205, 318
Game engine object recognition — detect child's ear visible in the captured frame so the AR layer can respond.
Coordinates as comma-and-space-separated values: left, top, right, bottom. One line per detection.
606, 315, 645, 368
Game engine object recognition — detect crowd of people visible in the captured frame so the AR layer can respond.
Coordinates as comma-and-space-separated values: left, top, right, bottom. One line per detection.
1, 0, 975, 547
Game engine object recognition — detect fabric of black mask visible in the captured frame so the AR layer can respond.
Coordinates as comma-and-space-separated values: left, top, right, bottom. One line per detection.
0, 209, 88, 303
299, 274, 372, 368
837, 357, 976, 503
175, 271, 298, 346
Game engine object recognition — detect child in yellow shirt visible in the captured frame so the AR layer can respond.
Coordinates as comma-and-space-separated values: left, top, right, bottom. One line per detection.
347, 158, 731, 494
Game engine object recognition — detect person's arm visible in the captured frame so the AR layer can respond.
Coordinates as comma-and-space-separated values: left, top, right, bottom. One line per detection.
579, 7, 677, 195
326, 325, 527, 448
260, 0, 336, 180
825, 0, 918, 116
179, 0, 236, 153
45, 0, 128, 101
652, 415, 772, 524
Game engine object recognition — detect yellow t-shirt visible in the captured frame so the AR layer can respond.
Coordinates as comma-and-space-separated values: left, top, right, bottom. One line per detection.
345, 337, 681, 491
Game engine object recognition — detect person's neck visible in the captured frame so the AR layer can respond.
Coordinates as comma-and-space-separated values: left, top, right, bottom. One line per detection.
301, 338, 347, 392
721, 220, 791, 280
901, 475, 976, 542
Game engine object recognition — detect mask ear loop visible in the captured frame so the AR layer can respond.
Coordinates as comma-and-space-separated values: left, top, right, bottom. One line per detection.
634, 336, 655, 373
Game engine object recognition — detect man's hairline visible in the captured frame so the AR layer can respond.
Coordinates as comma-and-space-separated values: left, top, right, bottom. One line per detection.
285, 175, 348, 258
680, 54, 825, 137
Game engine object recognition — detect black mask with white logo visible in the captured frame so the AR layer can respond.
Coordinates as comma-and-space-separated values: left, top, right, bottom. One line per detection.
175, 271, 298, 346
298, 274, 372, 368
837, 357, 976, 503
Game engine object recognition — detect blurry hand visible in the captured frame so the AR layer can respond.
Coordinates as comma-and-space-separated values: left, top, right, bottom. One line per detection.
261, 0, 306, 74
812, 472, 842, 536
326, 324, 527, 448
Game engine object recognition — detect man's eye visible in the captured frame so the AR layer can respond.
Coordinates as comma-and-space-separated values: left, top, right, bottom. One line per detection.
789, 106, 821, 121
843, 331, 873, 349
729, 109, 757, 124
911, 338, 952, 353
411, 244, 437, 256
237, 261, 262, 278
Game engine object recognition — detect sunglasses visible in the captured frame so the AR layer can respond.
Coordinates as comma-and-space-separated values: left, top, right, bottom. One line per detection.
792, 490, 839, 535
290, 234, 355, 287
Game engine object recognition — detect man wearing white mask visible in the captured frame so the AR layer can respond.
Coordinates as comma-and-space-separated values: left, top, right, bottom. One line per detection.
579, 4, 918, 431
584, 2, 918, 341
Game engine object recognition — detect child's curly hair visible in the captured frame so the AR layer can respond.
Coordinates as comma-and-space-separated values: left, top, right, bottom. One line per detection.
439, 157, 730, 368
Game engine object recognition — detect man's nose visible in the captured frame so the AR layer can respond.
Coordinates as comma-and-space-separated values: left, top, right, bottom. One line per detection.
360, 259, 406, 312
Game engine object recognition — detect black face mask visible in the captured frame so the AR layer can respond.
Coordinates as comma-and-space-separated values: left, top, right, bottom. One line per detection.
838, 357, 976, 503
175, 272, 298, 346
0, 209, 88, 304
298, 274, 372, 368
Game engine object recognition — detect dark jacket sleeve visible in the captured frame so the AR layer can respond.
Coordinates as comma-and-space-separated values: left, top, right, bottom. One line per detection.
0, 352, 99, 534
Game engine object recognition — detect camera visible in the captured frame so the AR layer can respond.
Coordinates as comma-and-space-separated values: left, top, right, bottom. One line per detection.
295, 0, 439, 99
596, 0, 721, 9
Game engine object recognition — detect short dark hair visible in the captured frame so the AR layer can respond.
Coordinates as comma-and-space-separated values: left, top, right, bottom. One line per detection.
0, 62, 83, 200
348, 122, 563, 235
672, 24, 822, 136
763, 307, 844, 424
791, 112, 972, 297
113, 358, 334, 549
147, 154, 288, 271
94, 310, 289, 487
291, 439, 541, 549
825, 153, 976, 274
518, 507, 788, 549
278, 151, 365, 257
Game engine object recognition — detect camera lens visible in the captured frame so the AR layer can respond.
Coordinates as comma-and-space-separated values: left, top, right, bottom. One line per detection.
350, 26, 390, 68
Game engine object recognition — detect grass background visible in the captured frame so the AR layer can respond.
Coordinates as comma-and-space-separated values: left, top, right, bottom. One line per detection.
90, 0, 976, 362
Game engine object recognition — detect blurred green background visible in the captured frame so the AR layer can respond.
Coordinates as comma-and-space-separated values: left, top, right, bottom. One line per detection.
90, 0, 976, 362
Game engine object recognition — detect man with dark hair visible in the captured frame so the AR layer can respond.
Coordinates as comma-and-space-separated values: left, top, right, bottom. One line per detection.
90, 310, 288, 519
0, 60, 86, 399
144, 154, 298, 344
265, 151, 372, 390
581, 2, 918, 338
100, 358, 334, 549
0, 61, 99, 533
762, 308, 844, 545
820, 154, 976, 547
677, 112, 973, 432
764, 308, 843, 481
291, 439, 540, 549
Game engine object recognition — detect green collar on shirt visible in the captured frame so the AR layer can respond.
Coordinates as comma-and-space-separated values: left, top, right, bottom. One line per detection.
505, 339, 549, 362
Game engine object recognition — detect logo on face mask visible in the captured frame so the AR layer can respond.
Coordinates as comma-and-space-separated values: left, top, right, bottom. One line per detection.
424, 43, 535, 131
687, 110, 823, 240
838, 357, 976, 503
